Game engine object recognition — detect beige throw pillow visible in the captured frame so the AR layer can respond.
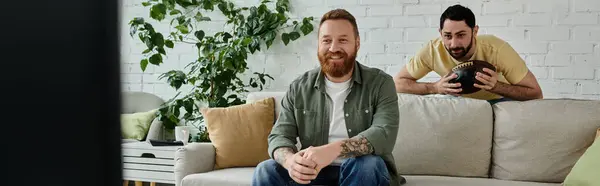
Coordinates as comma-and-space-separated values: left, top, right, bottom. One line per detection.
201, 97, 275, 169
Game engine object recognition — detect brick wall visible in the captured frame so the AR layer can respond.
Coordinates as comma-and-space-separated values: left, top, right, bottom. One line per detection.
120, 0, 600, 100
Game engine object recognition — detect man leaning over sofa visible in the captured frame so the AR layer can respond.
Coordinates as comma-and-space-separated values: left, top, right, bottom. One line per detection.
251, 9, 406, 186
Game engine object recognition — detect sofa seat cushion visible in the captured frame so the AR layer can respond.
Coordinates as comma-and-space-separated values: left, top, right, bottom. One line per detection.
403, 176, 561, 186
181, 167, 254, 186
491, 99, 600, 183
394, 94, 494, 177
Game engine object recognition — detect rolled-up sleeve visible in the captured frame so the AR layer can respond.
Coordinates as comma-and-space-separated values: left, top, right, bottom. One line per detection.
358, 73, 400, 155
267, 83, 299, 158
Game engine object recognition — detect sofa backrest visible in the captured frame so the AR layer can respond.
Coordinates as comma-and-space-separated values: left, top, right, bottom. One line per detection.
490, 99, 600, 183
121, 91, 165, 114
393, 93, 494, 178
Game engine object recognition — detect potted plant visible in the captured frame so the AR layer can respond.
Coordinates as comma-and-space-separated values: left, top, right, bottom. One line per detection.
128, 0, 315, 142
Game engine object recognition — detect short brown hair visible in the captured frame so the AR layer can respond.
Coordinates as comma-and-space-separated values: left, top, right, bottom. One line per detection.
319, 9, 359, 38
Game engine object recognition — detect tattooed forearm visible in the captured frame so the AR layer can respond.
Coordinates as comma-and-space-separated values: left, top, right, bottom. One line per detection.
339, 135, 374, 158
273, 147, 295, 167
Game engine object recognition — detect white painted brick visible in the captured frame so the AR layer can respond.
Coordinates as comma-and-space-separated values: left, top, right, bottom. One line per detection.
538, 80, 577, 94
572, 54, 600, 67
399, 0, 419, 3
123, 74, 142, 83
550, 42, 594, 54
386, 63, 406, 76
368, 5, 404, 16
574, 0, 600, 12
528, 27, 570, 41
370, 54, 404, 65
573, 27, 600, 41
304, 6, 333, 18
405, 28, 439, 42
483, 2, 522, 15
545, 53, 571, 66
391, 16, 428, 27
289, 0, 322, 8
552, 67, 595, 80
527, 55, 545, 66
581, 82, 600, 95
529, 67, 549, 79
127, 83, 143, 92
359, 0, 395, 5
507, 42, 548, 54
143, 74, 162, 83
483, 28, 525, 41
387, 43, 424, 54
333, 6, 368, 17
360, 42, 386, 54
556, 13, 599, 25
405, 4, 442, 15
477, 16, 510, 27
356, 17, 389, 29
327, 0, 358, 6
514, 14, 552, 26
369, 29, 404, 42
526, 0, 569, 13
442, 2, 483, 16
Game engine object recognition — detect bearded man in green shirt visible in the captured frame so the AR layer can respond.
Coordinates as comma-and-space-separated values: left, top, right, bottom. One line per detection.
252, 8, 406, 186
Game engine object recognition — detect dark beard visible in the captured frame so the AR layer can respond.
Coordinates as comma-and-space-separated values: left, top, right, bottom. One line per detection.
318, 48, 356, 78
445, 35, 474, 60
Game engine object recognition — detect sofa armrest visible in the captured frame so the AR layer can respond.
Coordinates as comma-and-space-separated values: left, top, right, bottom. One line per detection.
174, 142, 215, 186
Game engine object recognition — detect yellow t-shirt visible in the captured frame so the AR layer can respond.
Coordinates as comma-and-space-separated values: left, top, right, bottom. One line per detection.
406, 35, 529, 100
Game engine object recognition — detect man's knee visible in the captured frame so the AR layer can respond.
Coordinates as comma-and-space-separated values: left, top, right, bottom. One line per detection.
342, 155, 387, 172
255, 159, 279, 173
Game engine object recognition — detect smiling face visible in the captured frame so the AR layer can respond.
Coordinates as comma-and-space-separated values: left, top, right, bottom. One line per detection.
440, 19, 478, 60
318, 19, 359, 78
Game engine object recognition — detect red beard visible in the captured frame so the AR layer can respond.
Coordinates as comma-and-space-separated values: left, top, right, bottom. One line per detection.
318, 49, 356, 78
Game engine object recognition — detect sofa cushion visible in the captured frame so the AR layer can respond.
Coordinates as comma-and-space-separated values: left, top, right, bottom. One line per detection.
181, 167, 254, 186
201, 97, 276, 170
246, 91, 286, 120
562, 128, 600, 186
491, 99, 600, 183
403, 176, 561, 186
393, 94, 494, 178
120, 109, 157, 140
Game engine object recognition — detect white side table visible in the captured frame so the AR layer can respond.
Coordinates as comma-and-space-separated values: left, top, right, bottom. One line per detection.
122, 141, 181, 185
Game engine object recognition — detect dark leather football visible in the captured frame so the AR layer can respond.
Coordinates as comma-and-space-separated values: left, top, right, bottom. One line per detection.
448, 60, 496, 94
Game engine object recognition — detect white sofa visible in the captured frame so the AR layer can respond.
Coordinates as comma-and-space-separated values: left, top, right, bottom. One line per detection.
174, 92, 600, 186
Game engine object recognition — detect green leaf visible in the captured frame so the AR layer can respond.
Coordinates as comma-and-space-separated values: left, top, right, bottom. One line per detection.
153, 33, 165, 48
169, 9, 182, 15
142, 2, 151, 6
150, 4, 167, 21
242, 37, 252, 46
140, 59, 149, 71
222, 32, 232, 42
149, 53, 162, 65
157, 47, 166, 55
142, 49, 151, 54
289, 31, 300, 41
175, 25, 189, 34
281, 33, 290, 45
165, 40, 174, 48
300, 23, 314, 36
194, 30, 205, 40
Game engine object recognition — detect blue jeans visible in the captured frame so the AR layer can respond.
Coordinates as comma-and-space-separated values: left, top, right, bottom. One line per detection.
487, 97, 512, 105
252, 155, 390, 186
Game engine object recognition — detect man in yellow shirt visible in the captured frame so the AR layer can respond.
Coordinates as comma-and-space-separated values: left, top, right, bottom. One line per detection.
394, 4, 543, 104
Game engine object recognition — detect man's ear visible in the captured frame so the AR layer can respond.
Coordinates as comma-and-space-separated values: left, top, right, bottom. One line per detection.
473, 25, 479, 36
356, 35, 361, 51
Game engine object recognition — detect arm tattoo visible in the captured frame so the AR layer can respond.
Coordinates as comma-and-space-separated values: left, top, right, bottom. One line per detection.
273, 147, 295, 166
339, 135, 374, 158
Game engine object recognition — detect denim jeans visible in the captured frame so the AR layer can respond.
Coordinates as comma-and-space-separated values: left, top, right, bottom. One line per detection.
252, 155, 391, 186
487, 97, 513, 105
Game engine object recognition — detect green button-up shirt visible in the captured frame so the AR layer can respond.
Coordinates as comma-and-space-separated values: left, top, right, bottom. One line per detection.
268, 61, 403, 186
